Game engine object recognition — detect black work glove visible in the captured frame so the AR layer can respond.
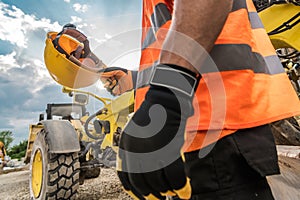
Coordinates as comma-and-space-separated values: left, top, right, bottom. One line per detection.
117, 64, 199, 199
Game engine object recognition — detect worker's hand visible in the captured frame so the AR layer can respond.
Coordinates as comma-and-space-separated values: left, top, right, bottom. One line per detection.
117, 64, 199, 199
99, 67, 137, 96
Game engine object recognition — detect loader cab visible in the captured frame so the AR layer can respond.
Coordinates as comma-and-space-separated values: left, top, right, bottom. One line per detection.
44, 103, 87, 121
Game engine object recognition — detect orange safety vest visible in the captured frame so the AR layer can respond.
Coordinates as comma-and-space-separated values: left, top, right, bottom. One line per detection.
136, 0, 300, 150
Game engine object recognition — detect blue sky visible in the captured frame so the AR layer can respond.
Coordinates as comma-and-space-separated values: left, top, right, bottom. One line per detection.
0, 0, 142, 146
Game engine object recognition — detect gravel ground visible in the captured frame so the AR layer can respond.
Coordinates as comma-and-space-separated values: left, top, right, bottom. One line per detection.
0, 170, 30, 200
0, 166, 132, 200
0, 156, 299, 200
77, 167, 132, 200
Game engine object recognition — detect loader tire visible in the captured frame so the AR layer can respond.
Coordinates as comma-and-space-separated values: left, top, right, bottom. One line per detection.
29, 130, 80, 200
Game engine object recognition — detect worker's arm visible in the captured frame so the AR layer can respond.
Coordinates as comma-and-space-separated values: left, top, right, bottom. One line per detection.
159, 0, 233, 73
117, 1, 233, 199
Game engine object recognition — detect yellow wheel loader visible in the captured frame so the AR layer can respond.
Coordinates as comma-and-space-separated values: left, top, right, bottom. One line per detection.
25, 87, 134, 200
24, 24, 135, 199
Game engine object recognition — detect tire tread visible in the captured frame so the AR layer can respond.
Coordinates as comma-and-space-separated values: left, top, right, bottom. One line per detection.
47, 153, 80, 199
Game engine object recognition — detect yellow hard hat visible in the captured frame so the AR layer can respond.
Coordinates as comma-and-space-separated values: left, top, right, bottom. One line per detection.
44, 24, 105, 88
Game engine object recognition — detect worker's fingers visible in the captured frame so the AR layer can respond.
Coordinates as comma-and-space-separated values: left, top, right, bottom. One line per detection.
100, 78, 118, 89
99, 67, 128, 79
99, 71, 118, 79
112, 85, 122, 96
102, 79, 112, 88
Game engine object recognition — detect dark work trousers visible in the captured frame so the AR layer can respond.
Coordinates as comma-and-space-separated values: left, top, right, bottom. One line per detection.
181, 124, 279, 200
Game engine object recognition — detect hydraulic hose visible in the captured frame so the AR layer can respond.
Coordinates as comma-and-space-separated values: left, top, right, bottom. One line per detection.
84, 108, 107, 140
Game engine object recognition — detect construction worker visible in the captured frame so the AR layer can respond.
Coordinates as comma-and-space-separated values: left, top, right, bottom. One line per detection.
0, 141, 7, 168
100, 0, 300, 199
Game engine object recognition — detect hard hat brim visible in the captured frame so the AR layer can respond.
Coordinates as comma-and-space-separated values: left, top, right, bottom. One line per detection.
44, 32, 100, 88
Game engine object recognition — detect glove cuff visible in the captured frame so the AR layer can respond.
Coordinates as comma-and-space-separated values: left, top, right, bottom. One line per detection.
149, 64, 200, 97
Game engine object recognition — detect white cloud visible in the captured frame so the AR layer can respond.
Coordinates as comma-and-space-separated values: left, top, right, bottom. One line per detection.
0, 51, 18, 70
0, 1, 142, 145
0, 2, 61, 48
73, 3, 88, 13
0, 51, 52, 91
70, 16, 83, 24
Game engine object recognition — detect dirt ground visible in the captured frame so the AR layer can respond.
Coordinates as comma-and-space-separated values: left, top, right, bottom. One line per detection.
0, 156, 299, 200
0, 167, 131, 200
267, 156, 300, 200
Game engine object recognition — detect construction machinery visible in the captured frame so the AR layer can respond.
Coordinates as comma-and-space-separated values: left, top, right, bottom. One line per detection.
256, 0, 300, 145
24, 24, 135, 199
0, 141, 7, 170
0, 141, 6, 161
24, 87, 134, 199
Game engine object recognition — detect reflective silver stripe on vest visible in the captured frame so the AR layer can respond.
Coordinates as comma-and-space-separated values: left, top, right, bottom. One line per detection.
249, 12, 265, 29
137, 66, 154, 89
248, 9, 284, 74
264, 55, 285, 74
199, 44, 283, 75
136, 50, 285, 90
141, 3, 171, 50
232, 0, 247, 12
